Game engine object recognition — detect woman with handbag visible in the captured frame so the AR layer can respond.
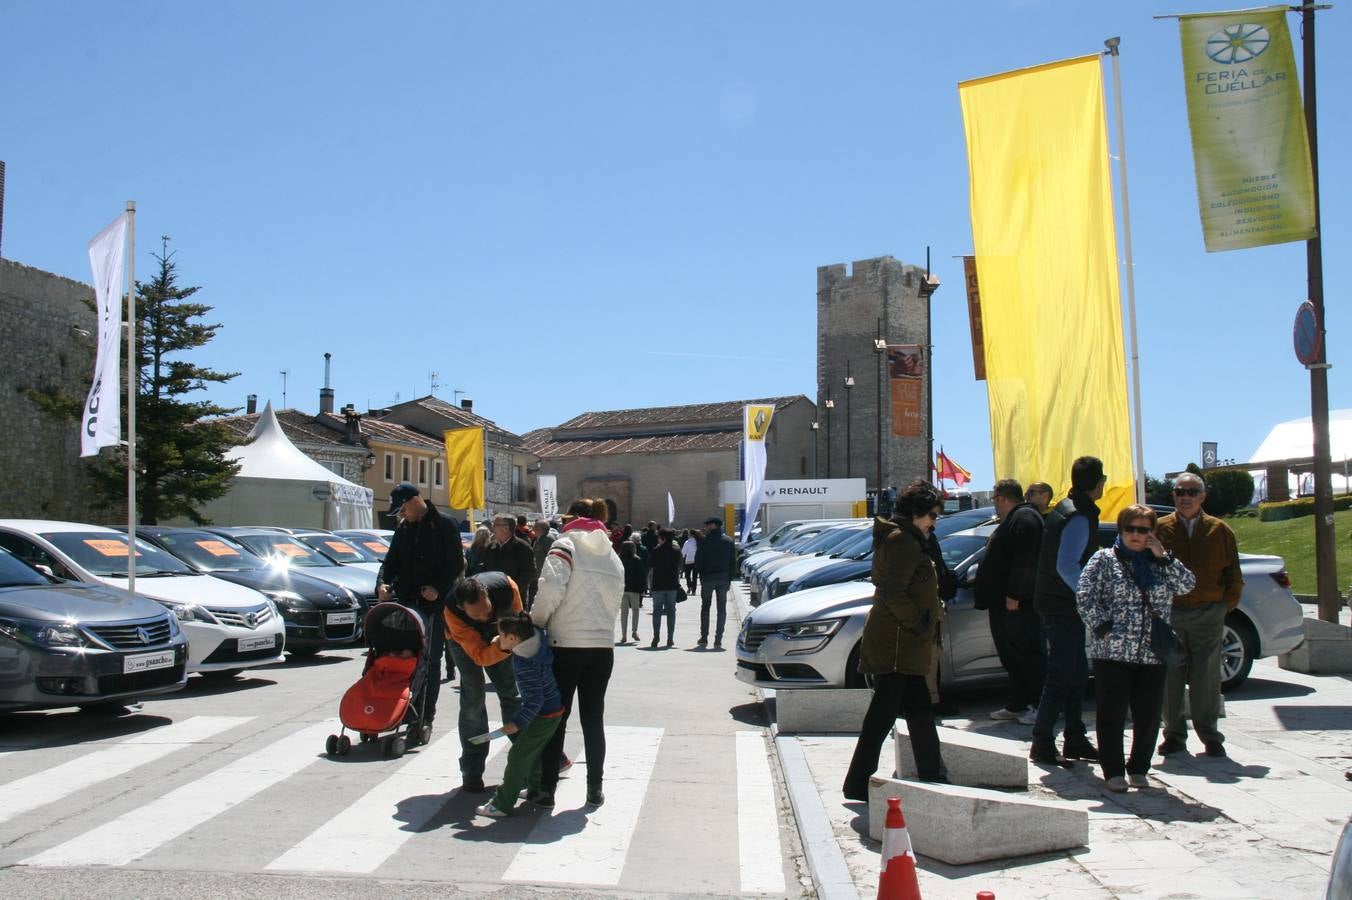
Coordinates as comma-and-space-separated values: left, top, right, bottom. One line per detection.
648, 528, 683, 648
842, 481, 949, 800
1076, 504, 1196, 792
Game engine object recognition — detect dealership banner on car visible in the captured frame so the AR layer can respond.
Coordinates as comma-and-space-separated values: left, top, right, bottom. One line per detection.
443, 427, 485, 512
538, 475, 558, 519
81, 212, 130, 457
741, 404, 775, 544
887, 345, 923, 437
1178, 6, 1315, 252
959, 55, 1135, 520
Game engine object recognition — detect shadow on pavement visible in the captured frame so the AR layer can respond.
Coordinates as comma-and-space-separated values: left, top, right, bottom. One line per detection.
178, 674, 278, 697
0, 709, 174, 748
262, 652, 357, 670
729, 701, 769, 727
1226, 677, 1317, 701
1273, 704, 1352, 730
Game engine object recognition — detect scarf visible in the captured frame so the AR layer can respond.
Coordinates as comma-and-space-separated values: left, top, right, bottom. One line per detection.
1113, 535, 1157, 590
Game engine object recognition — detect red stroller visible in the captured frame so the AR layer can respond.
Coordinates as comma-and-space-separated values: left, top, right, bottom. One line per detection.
325, 602, 432, 759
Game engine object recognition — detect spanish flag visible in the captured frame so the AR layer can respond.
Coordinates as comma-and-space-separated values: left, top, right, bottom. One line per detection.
935, 450, 972, 488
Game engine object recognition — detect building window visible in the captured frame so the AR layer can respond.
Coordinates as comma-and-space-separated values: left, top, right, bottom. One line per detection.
401, 456, 411, 482
434, 460, 443, 487
486, 457, 495, 482
384, 453, 394, 482
511, 465, 523, 502
319, 459, 345, 477
418, 458, 427, 486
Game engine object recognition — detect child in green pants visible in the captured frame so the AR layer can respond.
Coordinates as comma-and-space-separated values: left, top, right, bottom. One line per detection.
476, 612, 562, 817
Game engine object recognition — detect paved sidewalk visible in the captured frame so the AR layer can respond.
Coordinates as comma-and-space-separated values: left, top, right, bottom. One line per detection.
741, 582, 1352, 899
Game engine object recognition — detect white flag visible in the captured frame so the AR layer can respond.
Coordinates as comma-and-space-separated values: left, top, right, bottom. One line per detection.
741, 404, 776, 545
538, 475, 558, 519
81, 213, 130, 457
667, 491, 675, 525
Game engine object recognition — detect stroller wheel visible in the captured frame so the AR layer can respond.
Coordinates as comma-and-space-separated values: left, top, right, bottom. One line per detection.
338, 735, 352, 755
325, 734, 339, 757
390, 735, 407, 758
420, 724, 433, 745
405, 727, 422, 749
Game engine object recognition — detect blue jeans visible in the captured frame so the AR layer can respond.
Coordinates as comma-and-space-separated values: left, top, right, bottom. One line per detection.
1032, 612, 1089, 749
651, 590, 678, 642
699, 579, 730, 643
447, 641, 521, 779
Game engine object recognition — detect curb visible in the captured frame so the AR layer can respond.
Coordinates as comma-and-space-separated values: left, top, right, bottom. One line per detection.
732, 582, 860, 900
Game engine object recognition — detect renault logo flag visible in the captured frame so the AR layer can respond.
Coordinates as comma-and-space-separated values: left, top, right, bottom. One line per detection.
81, 212, 130, 457
742, 404, 776, 544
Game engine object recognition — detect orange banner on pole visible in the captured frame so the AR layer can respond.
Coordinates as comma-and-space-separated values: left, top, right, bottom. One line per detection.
962, 256, 986, 381
888, 345, 923, 437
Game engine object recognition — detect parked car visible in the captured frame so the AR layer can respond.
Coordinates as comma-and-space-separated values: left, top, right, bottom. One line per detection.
0, 521, 284, 676
747, 523, 871, 603
0, 545, 189, 711
736, 522, 1304, 693
286, 530, 383, 574
204, 527, 379, 610
759, 528, 876, 603
333, 529, 393, 561
136, 527, 364, 655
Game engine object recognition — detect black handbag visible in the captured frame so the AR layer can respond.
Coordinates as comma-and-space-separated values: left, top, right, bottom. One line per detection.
1116, 548, 1185, 667
675, 586, 687, 603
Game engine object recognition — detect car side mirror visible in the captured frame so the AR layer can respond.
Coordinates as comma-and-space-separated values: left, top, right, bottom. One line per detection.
959, 563, 978, 586
34, 564, 55, 578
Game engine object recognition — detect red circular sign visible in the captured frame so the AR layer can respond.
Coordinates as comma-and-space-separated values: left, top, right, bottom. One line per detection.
1294, 301, 1322, 366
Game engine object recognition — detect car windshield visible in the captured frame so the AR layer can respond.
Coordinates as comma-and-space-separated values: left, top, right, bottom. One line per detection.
939, 533, 988, 569
834, 530, 876, 559
934, 510, 994, 539
151, 531, 268, 572
779, 530, 825, 551
799, 526, 867, 555
765, 522, 808, 547
297, 534, 378, 564
337, 533, 389, 560
43, 532, 194, 577
232, 533, 335, 568
0, 546, 48, 587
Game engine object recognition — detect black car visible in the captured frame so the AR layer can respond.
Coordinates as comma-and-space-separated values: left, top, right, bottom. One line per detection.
0, 546, 188, 710
136, 527, 364, 655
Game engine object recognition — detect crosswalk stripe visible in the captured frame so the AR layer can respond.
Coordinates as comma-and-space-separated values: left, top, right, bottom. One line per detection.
22, 718, 336, 867
502, 725, 663, 887
0, 716, 252, 828
736, 730, 787, 895
267, 724, 506, 875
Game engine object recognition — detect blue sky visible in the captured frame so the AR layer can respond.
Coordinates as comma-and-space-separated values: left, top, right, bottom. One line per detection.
3, 1, 1346, 489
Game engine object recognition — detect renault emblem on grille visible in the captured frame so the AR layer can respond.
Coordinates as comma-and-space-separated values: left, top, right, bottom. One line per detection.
135, 627, 150, 645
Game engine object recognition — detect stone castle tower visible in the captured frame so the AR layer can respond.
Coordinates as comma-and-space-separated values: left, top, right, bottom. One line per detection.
816, 256, 937, 494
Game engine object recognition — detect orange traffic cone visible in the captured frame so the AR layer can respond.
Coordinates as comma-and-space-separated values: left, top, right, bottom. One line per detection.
877, 795, 922, 900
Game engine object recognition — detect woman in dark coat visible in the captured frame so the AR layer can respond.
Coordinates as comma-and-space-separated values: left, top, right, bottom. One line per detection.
842, 481, 948, 799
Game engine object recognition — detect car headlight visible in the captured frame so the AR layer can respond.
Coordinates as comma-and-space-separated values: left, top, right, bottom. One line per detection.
155, 599, 214, 623
165, 613, 182, 638
776, 618, 843, 655
0, 617, 89, 648
340, 586, 360, 607
260, 589, 308, 611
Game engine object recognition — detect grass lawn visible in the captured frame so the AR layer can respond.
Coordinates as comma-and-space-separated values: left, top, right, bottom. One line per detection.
1226, 508, 1351, 596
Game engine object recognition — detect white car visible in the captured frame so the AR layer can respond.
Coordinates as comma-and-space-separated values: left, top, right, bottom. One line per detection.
0, 521, 285, 676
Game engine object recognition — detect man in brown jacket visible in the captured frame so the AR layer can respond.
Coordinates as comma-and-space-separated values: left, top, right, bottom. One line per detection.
1156, 472, 1243, 758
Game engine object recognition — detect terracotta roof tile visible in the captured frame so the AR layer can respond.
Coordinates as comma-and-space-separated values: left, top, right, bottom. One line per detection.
555, 396, 804, 430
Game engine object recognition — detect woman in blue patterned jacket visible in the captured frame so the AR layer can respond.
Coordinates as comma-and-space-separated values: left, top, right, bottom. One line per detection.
1076, 504, 1196, 793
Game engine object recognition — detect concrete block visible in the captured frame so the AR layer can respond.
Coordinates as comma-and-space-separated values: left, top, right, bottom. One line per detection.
866, 776, 1088, 864
774, 688, 871, 734
1279, 617, 1352, 673
894, 723, 1029, 789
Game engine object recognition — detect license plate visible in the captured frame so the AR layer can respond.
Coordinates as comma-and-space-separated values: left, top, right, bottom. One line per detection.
238, 634, 277, 653
124, 650, 176, 674
326, 612, 357, 625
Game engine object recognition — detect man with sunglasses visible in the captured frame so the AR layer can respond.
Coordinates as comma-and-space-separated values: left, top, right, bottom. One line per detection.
1155, 473, 1243, 758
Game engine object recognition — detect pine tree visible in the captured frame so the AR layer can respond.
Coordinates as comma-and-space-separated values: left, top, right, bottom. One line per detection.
91, 240, 241, 524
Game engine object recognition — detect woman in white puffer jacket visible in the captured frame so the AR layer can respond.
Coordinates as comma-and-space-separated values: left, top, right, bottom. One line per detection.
530, 497, 624, 808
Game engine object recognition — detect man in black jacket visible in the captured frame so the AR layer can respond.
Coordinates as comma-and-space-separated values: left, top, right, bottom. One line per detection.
480, 515, 536, 596
1029, 457, 1104, 766
377, 482, 465, 730
694, 516, 736, 649
975, 479, 1045, 725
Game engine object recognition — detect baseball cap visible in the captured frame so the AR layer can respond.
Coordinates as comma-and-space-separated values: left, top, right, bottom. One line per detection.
704, 516, 723, 526
387, 481, 419, 517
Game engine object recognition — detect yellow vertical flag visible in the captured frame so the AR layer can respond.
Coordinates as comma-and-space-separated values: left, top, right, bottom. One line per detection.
959, 56, 1134, 519
443, 426, 485, 512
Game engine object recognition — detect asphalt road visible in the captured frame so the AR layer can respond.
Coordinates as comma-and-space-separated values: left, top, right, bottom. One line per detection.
0, 605, 807, 899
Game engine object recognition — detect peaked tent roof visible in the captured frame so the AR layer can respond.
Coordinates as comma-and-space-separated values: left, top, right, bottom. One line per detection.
1249, 409, 1352, 463
230, 402, 364, 486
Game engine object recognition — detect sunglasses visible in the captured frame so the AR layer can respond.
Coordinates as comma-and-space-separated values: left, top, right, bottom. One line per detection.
1122, 525, 1153, 535
1173, 488, 1202, 497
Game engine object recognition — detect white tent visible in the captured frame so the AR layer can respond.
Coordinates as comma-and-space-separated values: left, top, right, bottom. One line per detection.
1247, 409, 1352, 500
187, 402, 374, 529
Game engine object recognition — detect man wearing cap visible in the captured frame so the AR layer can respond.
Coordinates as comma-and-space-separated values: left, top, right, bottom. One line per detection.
694, 516, 736, 649
377, 481, 465, 731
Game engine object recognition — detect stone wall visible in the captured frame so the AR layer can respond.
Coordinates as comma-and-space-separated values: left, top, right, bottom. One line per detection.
817, 256, 932, 492
0, 259, 112, 523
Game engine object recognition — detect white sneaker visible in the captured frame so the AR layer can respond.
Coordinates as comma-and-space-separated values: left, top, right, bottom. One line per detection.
476, 801, 507, 818
1017, 708, 1039, 726
989, 707, 1024, 721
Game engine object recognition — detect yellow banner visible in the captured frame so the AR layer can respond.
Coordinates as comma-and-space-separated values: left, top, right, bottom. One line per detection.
1179, 7, 1315, 252
443, 426, 485, 511
959, 55, 1134, 519
744, 404, 775, 442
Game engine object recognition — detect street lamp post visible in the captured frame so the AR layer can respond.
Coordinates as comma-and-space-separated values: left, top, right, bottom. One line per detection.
810, 421, 820, 478
874, 318, 887, 497
844, 362, 855, 479
824, 395, 835, 477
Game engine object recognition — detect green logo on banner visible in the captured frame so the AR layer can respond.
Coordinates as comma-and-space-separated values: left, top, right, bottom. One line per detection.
1205, 24, 1271, 64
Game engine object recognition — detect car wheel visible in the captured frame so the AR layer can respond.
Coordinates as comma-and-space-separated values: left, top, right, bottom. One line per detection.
325, 734, 339, 756
844, 642, 867, 689
1221, 615, 1257, 692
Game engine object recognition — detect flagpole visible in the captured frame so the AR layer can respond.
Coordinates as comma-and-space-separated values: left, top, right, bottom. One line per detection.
125, 201, 136, 596
1104, 38, 1147, 506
